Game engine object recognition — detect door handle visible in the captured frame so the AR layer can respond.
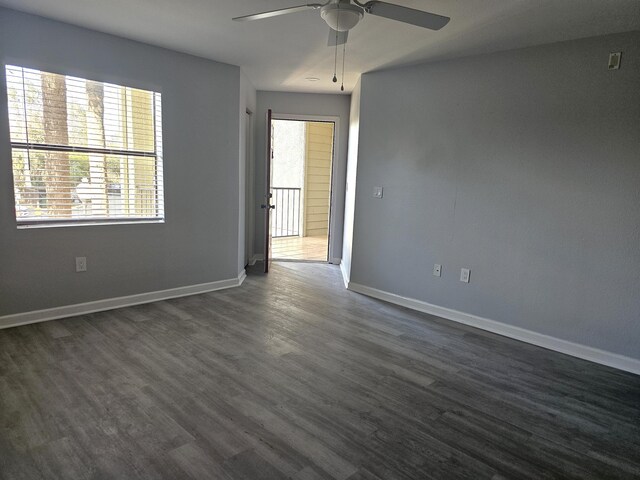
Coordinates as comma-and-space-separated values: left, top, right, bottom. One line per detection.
261, 204, 276, 209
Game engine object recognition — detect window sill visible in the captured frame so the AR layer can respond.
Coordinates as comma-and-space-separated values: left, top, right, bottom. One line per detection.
17, 219, 165, 230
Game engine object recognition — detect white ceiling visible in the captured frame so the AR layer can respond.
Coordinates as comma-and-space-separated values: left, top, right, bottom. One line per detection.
1, 0, 638, 93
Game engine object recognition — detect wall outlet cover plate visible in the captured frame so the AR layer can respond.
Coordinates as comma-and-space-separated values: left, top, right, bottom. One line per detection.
433, 264, 442, 277
608, 52, 621, 70
460, 268, 470, 283
75, 257, 87, 272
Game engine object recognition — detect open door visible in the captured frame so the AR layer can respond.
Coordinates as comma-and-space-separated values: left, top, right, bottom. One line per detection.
261, 109, 274, 273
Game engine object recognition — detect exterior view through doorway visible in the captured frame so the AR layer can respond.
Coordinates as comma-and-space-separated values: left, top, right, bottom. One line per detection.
270, 118, 335, 262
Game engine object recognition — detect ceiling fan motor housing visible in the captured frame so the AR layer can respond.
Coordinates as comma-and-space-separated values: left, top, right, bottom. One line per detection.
321, 2, 364, 32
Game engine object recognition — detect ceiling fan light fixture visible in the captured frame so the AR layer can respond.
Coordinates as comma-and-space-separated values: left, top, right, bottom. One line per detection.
320, 3, 364, 32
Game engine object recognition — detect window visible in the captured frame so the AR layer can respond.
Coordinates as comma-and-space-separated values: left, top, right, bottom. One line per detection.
5, 65, 164, 227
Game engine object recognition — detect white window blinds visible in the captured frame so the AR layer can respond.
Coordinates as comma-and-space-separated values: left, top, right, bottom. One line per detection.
5, 65, 164, 226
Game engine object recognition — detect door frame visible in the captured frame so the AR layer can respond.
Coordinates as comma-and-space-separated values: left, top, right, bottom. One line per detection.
244, 108, 254, 267
264, 109, 274, 273
270, 113, 341, 264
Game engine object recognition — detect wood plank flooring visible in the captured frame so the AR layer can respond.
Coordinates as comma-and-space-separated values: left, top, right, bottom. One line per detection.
1, 262, 639, 479
272, 236, 328, 261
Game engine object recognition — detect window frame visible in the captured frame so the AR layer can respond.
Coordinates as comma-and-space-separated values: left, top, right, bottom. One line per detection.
4, 64, 166, 229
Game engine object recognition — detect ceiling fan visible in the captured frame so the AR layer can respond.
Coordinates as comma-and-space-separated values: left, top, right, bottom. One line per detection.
233, 0, 450, 47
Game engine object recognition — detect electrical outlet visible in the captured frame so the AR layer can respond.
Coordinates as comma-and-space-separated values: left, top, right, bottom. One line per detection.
75, 257, 87, 272
460, 268, 470, 283
373, 186, 383, 198
608, 52, 621, 70
433, 264, 442, 277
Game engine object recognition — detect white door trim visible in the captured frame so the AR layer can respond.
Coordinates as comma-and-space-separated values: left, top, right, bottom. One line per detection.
244, 109, 254, 267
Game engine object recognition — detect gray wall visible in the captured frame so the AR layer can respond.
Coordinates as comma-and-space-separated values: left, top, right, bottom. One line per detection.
341, 78, 361, 282
255, 91, 351, 262
0, 8, 241, 316
350, 31, 640, 359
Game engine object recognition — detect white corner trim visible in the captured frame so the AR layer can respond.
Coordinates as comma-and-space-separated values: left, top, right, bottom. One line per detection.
348, 282, 640, 376
238, 269, 247, 286
340, 262, 350, 289
0, 272, 247, 330
250, 254, 264, 265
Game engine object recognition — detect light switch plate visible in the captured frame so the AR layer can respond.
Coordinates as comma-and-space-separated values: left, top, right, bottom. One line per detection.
373, 186, 383, 198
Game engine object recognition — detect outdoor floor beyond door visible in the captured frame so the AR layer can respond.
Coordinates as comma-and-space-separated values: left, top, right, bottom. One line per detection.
272, 236, 328, 261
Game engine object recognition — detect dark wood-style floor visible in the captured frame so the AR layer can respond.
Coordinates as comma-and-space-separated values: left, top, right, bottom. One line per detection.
1, 262, 639, 480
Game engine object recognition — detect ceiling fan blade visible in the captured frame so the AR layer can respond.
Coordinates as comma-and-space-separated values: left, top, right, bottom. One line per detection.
233, 3, 323, 22
327, 28, 349, 47
364, 1, 450, 30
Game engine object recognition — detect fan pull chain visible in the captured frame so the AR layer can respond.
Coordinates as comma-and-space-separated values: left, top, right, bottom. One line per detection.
333, 41, 338, 83
341, 41, 346, 91
333, 6, 341, 83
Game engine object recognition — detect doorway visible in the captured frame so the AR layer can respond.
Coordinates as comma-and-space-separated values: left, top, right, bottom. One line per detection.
270, 118, 335, 262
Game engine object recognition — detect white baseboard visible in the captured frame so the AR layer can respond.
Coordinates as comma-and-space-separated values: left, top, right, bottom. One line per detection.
340, 262, 350, 289
0, 271, 247, 330
250, 254, 264, 265
348, 282, 640, 376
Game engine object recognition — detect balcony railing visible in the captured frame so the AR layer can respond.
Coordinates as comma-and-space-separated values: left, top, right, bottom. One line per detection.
271, 187, 300, 238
